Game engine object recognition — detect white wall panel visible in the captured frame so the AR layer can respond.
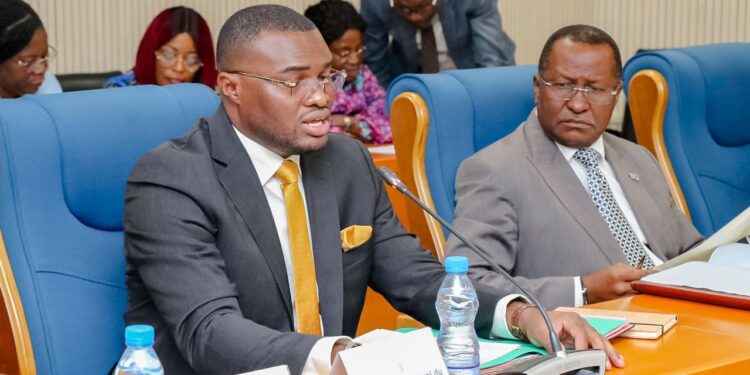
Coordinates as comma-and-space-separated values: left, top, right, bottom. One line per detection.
500, 0, 750, 66
22, 0, 750, 74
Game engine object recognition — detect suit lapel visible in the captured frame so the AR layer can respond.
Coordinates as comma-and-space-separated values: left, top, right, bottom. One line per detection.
524, 113, 623, 264
301, 152, 343, 335
208, 107, 294, 321
604, 137, 668, 260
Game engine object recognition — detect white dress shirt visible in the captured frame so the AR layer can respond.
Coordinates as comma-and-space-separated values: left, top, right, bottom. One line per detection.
555, 136, 663, 306
234, 127, 524, 373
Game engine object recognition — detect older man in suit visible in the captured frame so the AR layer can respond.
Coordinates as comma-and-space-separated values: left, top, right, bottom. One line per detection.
123, 7, 622, 375
361, 0, 515, 86
447, 25, 703, 309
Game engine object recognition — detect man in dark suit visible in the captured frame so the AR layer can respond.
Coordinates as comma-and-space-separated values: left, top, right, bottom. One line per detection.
124, 7, 622, 374
361, 0, 516, 86
447, 25, 703, 309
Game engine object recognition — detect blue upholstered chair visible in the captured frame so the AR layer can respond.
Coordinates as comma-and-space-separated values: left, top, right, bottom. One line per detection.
624, 43, 750, 236
0, 84, 219, 374
387, 65, 537, 259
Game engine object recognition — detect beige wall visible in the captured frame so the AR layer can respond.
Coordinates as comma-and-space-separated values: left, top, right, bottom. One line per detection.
25, 0, 750, 74
500, 0, 750, 66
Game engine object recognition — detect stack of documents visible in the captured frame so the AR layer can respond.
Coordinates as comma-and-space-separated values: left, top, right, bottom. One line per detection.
632, 244, 750, 310
555, 307, 676, 339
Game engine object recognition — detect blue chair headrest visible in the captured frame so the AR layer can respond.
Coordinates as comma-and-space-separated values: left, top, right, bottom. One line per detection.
22, 84, 220, 231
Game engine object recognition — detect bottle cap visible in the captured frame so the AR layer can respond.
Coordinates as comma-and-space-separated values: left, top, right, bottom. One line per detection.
445, 256, 468, 273
125, 325, 155, 346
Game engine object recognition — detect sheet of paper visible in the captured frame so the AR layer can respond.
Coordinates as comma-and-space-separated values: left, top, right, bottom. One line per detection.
333, 328, 447, 375
478, 341, 520, 364
353, 328, 402, 344
656, 206, 750, 270
709, 243, 750, 268
643, 261, 750, 296
237, 365, 290, 375
367, 144, 396, 155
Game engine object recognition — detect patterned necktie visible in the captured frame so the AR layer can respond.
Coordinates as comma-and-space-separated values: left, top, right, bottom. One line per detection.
419, 25, 440, 73
275, 160, 322, 335
573, 148, 655, 269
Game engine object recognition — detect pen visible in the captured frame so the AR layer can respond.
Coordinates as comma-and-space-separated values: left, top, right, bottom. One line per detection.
636, 255, 647, 269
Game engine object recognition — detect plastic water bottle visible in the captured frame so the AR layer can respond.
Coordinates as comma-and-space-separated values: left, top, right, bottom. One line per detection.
436, 256, 480, 375
114, 325, 164, 375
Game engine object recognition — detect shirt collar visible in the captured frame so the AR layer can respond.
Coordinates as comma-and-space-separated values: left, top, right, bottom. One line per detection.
233, 126, 301, 185
555, 135, 606, 163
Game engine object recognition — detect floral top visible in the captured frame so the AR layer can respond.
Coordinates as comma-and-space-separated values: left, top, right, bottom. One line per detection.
105, 71, 137, 88
331, 65, 391, 144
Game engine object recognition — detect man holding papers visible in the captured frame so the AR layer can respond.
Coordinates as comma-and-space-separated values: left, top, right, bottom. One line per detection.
447, 25, 703, 309
123, 7, 623, 375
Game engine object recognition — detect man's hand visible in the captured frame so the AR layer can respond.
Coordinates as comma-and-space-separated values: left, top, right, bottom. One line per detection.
511, 302, 625, 370
582, 263, 655, 304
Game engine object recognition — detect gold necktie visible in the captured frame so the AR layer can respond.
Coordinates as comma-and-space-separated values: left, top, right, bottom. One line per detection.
275, 160, 322, 335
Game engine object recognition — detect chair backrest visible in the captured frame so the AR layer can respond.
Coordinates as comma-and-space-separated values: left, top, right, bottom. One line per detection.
624, 43, 750, 236
0, 84, 220, 374
57, 71, 123, 92
387, 65, 537, 258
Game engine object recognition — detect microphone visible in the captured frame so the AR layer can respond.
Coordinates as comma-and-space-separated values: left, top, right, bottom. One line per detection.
378, 166, 606, 375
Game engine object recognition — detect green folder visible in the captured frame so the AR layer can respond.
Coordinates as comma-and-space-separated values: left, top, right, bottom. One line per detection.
399, 316, 626, 369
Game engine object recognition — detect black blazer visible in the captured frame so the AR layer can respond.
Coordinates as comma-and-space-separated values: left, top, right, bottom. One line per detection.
124, 105, 504, 374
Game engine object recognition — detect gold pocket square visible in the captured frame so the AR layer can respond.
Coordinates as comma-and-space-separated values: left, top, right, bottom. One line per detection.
341, 225, 372, 251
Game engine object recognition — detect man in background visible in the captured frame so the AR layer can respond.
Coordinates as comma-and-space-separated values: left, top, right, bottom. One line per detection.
447, 25, 703, 309
124, 7, 622, 375
361, 0, 515, 86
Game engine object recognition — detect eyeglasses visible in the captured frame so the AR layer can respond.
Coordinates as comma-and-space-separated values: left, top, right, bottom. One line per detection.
16, 45, 56, 74
155, 46, 203, 73
335, 46, 367, 60
538, 75, 621, 105
228, 69, 347, 97
391, 0, 438, 16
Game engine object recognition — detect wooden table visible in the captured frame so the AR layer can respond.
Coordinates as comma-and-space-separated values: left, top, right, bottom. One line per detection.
592, 294, 750, 374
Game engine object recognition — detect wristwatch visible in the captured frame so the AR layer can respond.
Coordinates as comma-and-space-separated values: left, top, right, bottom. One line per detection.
581, 286, 589, 306
342, 115, 353, 130
509, 303, 536, 341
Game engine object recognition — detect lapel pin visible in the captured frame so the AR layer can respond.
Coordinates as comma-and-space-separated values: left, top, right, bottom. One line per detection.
628, 172, 640, 181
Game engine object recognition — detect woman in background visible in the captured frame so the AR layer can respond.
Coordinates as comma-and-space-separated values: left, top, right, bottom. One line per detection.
106, 6, 217, 88
305, 0, 391, 144
0, 0, 62, 98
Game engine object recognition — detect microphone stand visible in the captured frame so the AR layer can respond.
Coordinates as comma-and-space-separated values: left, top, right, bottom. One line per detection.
378, 166, 606, 375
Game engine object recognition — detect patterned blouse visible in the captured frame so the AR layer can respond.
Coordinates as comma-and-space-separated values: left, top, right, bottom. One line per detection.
104, 71, 137, 88
331, 65, 392, 144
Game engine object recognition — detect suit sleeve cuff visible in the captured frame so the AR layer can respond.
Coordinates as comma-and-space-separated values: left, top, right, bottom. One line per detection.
302, 336, 350, 375
490, 293, 531, 339
574, 276, 584, 307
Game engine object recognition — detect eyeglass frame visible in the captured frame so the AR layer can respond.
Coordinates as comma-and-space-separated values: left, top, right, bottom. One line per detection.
390, 0, 437, 8
538, 75, 622, 105
334, 46, 367, 60
390, 0, 438, 16
154, 46, 204, 73
226, 69, 347, 97
16, 45, 56, 74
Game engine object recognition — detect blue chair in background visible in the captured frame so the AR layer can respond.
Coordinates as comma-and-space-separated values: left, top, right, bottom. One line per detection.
387, 65, 537, 259
0, 84, 219, 374
624, 43, 750, 236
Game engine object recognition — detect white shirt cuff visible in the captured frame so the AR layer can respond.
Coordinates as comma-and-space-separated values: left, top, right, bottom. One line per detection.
574, 276, 584, 307
490, 293, 531, 339
301, 336, 350, 375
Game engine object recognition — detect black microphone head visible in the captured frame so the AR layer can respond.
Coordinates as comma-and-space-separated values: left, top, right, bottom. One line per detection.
377, 166, 400, 187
